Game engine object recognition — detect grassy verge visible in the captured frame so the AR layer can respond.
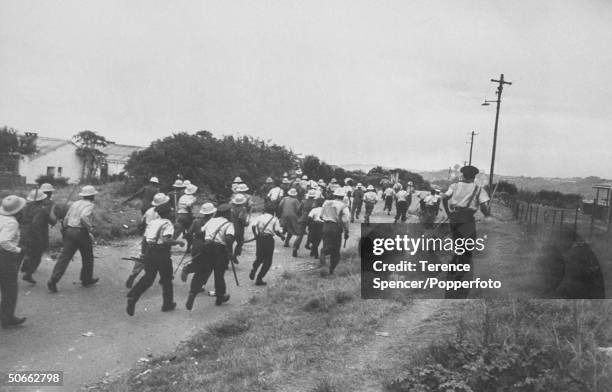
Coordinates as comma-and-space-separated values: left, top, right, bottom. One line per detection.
386, 299, 612, 392
89, 246, 407, 391
1, 182, 140, 250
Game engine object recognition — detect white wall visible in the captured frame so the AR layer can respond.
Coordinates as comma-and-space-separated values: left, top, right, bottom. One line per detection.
18, 144, 84, 184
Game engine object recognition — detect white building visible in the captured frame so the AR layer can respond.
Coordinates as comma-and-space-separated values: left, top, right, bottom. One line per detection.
18, 137, 84, 184
16, 136, 144, 184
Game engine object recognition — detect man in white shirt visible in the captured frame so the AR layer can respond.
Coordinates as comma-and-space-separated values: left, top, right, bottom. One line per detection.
249, 203, 285, 286
441, 165, 490, 299
320, 188, 350, 274
0, 195, 27, 328
127, 199, 185, 316
48, 185, 99, 293
186, 204, 235, 309
363, 185, 378, 225
383, 186, 394, 215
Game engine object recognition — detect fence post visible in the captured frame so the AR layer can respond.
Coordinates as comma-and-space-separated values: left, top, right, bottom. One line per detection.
535, 205, 539, 224
552, 210, 556, 225
527, 203, 531, 224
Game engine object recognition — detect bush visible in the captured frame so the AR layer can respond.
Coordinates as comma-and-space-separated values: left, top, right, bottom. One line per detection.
125, 131, 297, 199
35, 175, 69, 188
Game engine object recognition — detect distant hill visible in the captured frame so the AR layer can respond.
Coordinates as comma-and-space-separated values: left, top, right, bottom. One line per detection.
337, 163, 383, 173
419, 167, 610, 199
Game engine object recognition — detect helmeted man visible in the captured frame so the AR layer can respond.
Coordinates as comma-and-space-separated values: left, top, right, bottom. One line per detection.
185, 203, 218, 308
266, 180, 284, 210
292, 189, 317, 258
351, 183, 365, 223
169, 179, 186, 217
259, 177, 275, 198
277, 188, 302, 248
233, 183, 253, 212
394, 187, 411, 224
319, 187, 350, 274
231, 176, 244, 194
383, 186, 394, 215
126, 199, 185, 315
175, 184, 198, 252
327, 178, 340, 198
420, 188, 441, 229
280, 177, 291, 195
230, 193, 249, 260
0, 195, 28, 328
363, 185, 378, 225
187, 204, 235, 308
441, 165, 490, 299
249, 203, 285, 286
306, 198, 325, 258
123, 176, 160, 214
125, 192, 167, 288
48, 185, 99, 293
20, 189, 57, 284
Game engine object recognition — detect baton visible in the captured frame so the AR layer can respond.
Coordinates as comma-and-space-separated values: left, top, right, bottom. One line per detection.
173, 250, 192, 275
229, 254, 240, 286
343, 237, 347, 248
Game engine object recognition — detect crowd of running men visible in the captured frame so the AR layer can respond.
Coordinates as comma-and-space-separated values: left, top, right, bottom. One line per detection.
0, 164, 489, 326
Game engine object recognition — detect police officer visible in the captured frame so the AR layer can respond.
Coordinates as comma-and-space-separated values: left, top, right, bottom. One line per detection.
126, 197, 185, 315
363, 185, 378, 225
20, 189, 56, 284
186, 204, 235, 309
441, 165, 490, 299
48, 185, 99, 293
122, 176, 161, 214
319, 187, 350, 274
0, 195, 27, 328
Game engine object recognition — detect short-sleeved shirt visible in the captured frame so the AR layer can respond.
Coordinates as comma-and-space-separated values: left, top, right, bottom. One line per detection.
267, 187, 284, 202
364, 191, 378, 204
308, 207, 323, 222
0, 215, 21, 253
445, 182, 490, 211
384, 188, 394, 197
142, 207, 160, 225
177, 195, 197, 213
144, 218, 175, 244
395, 190, 410, 202
64, 199, 94, 229
202, 217, 235, 245
320, 200, 350, 231
252, 213, 282, 236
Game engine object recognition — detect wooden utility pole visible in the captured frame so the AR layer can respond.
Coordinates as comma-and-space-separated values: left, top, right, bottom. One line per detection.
467, 131, 478, 165
487, 74, 512, 190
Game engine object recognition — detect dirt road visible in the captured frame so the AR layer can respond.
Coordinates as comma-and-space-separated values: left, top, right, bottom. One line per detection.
0, 193, 432, 392
0, 228, 317, 392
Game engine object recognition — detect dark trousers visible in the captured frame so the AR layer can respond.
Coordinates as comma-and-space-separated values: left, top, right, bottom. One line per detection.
252, 235, 274, 281
0, 250, 22, 323
292, 222, 307, 251
308, 222, 323, 257
190, 243, 227, 299
321, 222, 342, 273
351, 199, 363, 220
188, 247, 210, 292
364, 203, 375, 224
50, 228, 93, 284
128, 245, 174, 306
394, 201, 408, 223
233, 224, 245, 256
384, 196, 393, 212
446, 210, 477, 299
20, 245, 44, 275
174, 213, 193, 249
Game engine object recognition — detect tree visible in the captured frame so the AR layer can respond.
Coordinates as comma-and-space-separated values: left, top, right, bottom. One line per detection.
0, 126, 38, 173
73, 130, 110, 180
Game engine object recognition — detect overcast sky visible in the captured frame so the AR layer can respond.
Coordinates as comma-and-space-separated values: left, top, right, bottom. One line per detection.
1, 0, 611, 178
